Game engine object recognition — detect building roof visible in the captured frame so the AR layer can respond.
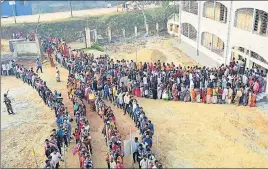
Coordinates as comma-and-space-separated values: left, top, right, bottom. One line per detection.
168, 13, 179, 20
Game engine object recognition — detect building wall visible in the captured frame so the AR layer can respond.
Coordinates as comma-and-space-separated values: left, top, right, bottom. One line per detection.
13, 41, 38, 57
177, 1, 268, 68
1, 1, 32, 16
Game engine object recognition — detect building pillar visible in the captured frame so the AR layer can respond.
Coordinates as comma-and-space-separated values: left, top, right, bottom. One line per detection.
108, 27, 112, 42
85, 27, 91, 48
178, 2, 182, 43
156, 23, 159, 36
196, 1, 202, 56
122, 29, 126, 38
145, 24, 149, 35
251, 8, 256, 33
266, 73, 268, 94
135, 26, 138, 37
94, 30, 98, 42
35, 34, 43, 62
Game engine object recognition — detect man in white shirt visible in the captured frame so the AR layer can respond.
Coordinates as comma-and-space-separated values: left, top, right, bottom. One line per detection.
2, 64, 7, 76
123, 93, 130, 115
140, 156, 149, 168
50, 150, 61, 169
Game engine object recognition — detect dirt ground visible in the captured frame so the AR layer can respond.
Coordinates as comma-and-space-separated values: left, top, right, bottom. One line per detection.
105, 37, 200, 67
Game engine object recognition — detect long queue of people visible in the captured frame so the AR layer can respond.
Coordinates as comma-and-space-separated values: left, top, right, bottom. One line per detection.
2, 60, 93, 169
125, 59, 266, 107
49, 40, 163, 168
56, 52, 126, 169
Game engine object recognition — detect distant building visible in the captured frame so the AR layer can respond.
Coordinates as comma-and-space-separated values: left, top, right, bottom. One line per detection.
167, 13, 179, 36
1, 1, 32, 17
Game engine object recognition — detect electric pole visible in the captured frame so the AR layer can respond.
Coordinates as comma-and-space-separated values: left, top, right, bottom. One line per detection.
69, 0, 73, 18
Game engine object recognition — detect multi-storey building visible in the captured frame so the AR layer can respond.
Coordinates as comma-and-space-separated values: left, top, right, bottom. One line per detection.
168, 1, 268, 94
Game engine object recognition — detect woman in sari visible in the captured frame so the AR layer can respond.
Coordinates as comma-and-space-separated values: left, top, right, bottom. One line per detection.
135, 82, 141, 97
157, 83, 163, 99
212, 87, 218, 104
242, 86, 249, 106
227, 87, 233, 104
253, 80, 260, 94
206, 87, 212, 104
162, 88, 169, 101
190, 88, 196, 102
195, 88, 201, 103
201, 87, 206, 103
249, 92, 256, 107
172, 84, 178, 101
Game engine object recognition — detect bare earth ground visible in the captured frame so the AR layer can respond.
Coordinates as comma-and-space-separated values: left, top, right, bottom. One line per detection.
1, 76, 55, 168
2, 37, 268, 168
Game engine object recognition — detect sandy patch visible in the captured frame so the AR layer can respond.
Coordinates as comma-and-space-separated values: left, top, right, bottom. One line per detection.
135, 98, 268, 168
1, 76, 55, 168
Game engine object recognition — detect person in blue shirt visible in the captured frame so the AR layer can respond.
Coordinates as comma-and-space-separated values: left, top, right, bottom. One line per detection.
56, 126, 65, 147
36, 58, 43, 73
143, 134, 152, 148
56, 115, 63, 127
148, 120, 154, 134
133, 137, 140, 164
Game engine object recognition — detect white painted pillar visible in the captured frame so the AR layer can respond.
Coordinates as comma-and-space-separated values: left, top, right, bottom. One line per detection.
224, 1, 233, 65
213, 1, 216, 20
265, 73, 268, 94
156, 23, 159, 36
108, 27, 112, 42
196, 1, 202, 56
135, 26, 138, 37
251, 8, 256, 33
122, 28, 126, 38
94, 30, 98, 42
35, 34, 43, 61
178, 1, 182, 43
85, 28, 91, 48
145, 24, 149, 35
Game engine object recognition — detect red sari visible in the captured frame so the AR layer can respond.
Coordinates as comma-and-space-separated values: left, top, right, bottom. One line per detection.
201, 90, 206, 103
135, 87, 141, 97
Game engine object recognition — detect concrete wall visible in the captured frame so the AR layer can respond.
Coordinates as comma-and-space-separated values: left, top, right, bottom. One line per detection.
13, 41, 39, 57
177, 1, 268, 68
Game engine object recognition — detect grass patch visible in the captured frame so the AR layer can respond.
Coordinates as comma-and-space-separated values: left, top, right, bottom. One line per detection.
82, 42, 104, 52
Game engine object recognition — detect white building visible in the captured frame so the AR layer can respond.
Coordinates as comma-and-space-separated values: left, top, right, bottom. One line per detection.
167, 13, 179, 36
168, 1, 268, 94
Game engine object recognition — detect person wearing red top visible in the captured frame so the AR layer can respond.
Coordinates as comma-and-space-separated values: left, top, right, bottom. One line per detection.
115, 161, 124, 169
73, 128, 80, 143
80, 153, 86, 168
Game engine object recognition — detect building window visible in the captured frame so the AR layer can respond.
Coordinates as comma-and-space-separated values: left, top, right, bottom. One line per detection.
203, 1, 227, 23
253, 9, 268, 36
234, 8, 254, 32
201, 32, 224, 57
182, 1, 198, 15
181, 23, 197, 41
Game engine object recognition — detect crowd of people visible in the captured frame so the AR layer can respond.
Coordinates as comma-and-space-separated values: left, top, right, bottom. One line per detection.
121, 59, 266, 107
2, 59, 93, 169
49, 38, 163, 168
